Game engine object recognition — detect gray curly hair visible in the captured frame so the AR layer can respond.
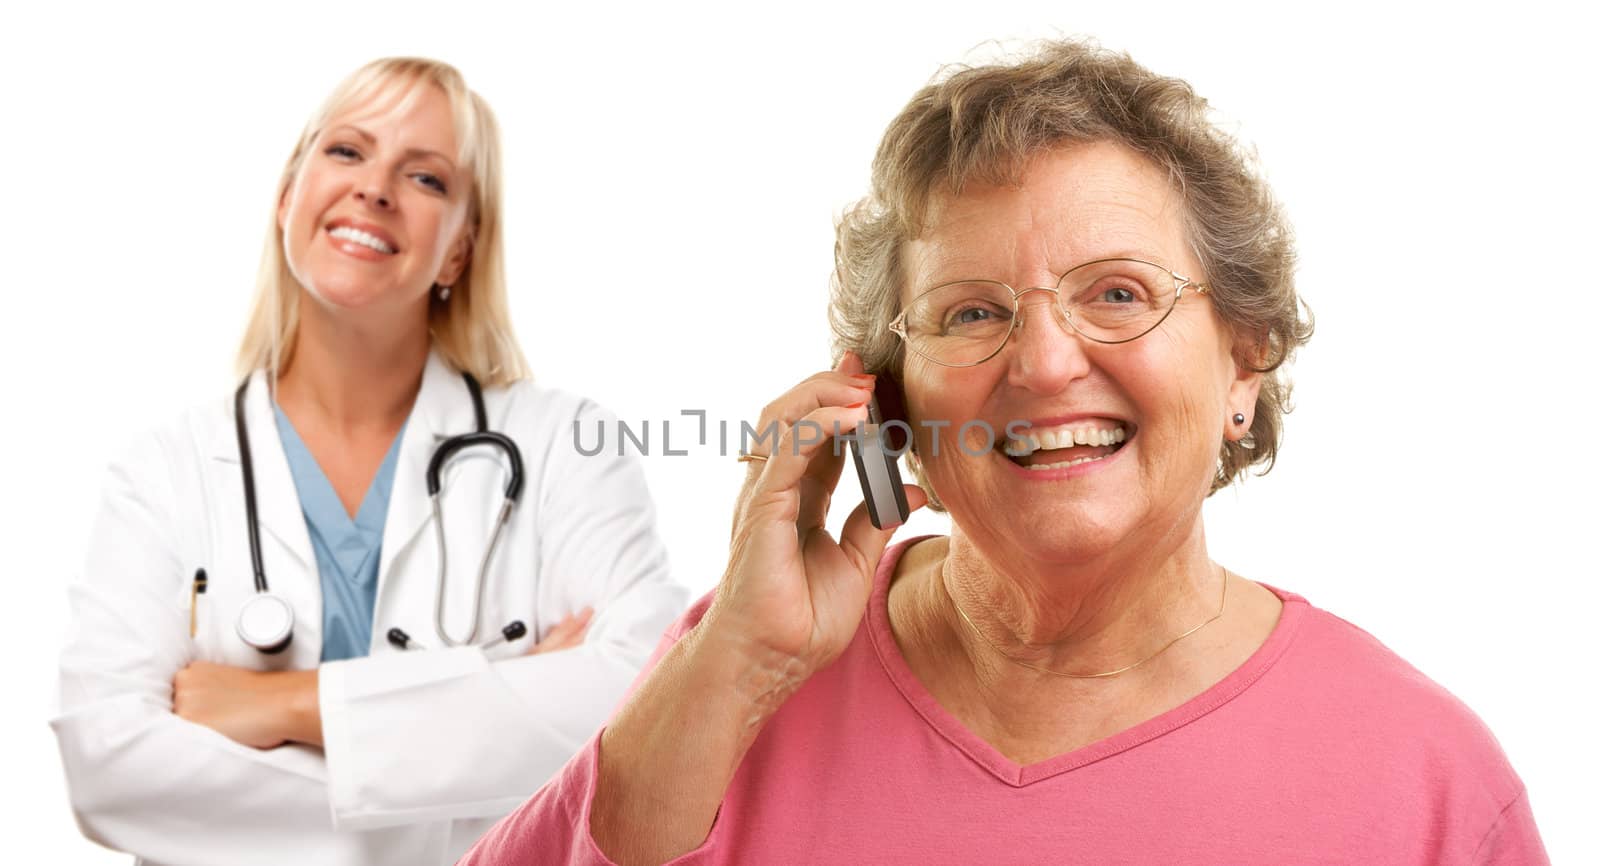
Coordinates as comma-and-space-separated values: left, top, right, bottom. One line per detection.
829, 39, 1313, 508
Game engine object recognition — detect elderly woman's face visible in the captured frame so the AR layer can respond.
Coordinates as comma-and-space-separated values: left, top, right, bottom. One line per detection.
277, 82, 470, 314
902, 141, 1259, 564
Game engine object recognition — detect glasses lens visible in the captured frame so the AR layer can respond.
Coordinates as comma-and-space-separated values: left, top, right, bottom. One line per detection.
902, 281, 1015, 365
1058, 259, 1180, 342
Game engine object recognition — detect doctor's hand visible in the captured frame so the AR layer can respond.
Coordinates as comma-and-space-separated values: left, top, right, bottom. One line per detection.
528, 607, 593, 654
172, 662, 322, 749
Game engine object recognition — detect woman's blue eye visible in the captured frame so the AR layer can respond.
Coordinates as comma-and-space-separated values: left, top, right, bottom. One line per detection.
940, 302, 1011, 335
1101, 287, 1137, 304
324, 143, 447, 194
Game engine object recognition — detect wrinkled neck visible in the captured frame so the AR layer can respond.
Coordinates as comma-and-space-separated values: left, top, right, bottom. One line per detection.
934, 517, 1221, 682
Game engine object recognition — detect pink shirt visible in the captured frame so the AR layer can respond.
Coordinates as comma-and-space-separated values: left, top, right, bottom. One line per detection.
461, 539, 1548, 865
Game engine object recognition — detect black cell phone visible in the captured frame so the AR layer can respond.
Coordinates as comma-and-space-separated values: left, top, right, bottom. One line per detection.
849, 374, 910, 530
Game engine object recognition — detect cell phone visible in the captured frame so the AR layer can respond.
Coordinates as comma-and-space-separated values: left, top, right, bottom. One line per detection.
849, 375, 911, 530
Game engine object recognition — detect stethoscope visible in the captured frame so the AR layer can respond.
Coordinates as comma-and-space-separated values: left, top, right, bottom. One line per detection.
231, 372, 529, 654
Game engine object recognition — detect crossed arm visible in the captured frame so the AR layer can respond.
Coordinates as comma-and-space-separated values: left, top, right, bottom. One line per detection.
169, 609, 593, 749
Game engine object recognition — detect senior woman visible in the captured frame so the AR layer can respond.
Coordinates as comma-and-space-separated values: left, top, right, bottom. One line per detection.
461, 40, 1547, 864
51, 58, 686, 865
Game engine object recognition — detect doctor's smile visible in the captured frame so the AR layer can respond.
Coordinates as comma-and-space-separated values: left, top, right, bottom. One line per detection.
325, 219, 400, 259
51, 57, 687, 866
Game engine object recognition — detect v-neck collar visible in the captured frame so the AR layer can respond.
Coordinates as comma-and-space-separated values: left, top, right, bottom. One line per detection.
271, 403, 407, 560
864, 536, 1309, 787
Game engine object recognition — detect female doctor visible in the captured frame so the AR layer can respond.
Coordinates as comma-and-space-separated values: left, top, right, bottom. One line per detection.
50, 58, 687, 865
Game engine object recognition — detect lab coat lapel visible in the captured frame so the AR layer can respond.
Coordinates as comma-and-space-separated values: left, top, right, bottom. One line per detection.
376, 351, 470, 596
210, 369, 316, 573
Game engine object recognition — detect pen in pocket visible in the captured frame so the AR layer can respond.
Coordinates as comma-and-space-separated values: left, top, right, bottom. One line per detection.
189, 569, 207, 638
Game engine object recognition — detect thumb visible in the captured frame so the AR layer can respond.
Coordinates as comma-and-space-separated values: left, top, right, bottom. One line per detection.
838, 484, 928, 575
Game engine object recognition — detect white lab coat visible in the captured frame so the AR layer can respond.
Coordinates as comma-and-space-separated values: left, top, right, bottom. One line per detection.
50, 351, 689, 866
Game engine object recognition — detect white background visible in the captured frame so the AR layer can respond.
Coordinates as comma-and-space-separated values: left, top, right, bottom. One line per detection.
3, 0, 1595, 861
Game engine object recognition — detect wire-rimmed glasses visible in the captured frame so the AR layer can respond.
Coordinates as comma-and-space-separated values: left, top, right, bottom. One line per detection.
889, 258, 1210, 367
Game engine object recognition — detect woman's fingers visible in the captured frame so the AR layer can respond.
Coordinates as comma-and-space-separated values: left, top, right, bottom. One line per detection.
744, 402, 871, 530
528, 607, 594, 655
746, 378, 874, 460
746, 352, 874, 458
538, 621, 587, 652
731, 353, 876, 540
835, 350, 867, 379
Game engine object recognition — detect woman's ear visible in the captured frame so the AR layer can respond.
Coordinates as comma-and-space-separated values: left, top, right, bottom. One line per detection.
1225, 333, 1268, 440
276, 183, 291, 232
436, 229, 473, 289
1226, 365, 1263, 427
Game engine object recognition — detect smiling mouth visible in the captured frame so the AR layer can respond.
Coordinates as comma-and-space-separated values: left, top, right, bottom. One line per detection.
1002, 420, 1134, 470
327, 225, 397, 255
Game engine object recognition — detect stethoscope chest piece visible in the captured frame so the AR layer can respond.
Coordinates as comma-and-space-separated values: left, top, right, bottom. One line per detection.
236, 592, 295, 654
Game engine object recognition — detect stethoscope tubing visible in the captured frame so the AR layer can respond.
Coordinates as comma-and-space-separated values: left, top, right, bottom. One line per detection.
229, 370, 526, 654
234, 382, 270, 595
431, 496, 516, 646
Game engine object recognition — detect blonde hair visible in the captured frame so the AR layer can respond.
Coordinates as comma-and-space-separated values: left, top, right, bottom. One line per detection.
831, 39, 1314, 506
236, 57, 529, 385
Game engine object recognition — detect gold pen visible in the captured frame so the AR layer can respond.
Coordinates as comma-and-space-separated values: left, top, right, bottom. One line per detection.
189, 569, 207, 638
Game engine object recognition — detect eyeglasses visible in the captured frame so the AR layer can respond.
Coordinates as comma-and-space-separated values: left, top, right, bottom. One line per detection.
889, 257, 1211, 368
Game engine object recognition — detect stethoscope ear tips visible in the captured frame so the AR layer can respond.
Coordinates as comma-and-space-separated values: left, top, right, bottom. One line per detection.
236, 593, 295, 654
466, 620, 527, 651
387, 621, 526, 652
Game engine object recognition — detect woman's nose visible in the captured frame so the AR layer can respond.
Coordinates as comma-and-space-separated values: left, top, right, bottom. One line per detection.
1005, 291, 1092, 391
353, 174, 394, 210
354, 189, 393, 210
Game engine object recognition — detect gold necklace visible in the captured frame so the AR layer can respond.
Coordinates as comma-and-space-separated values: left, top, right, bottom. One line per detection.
946, 564, 1229, 679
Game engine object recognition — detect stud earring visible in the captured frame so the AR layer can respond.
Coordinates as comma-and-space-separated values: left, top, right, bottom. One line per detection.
436, 283, 452, 301
1233, 413, 1246, 425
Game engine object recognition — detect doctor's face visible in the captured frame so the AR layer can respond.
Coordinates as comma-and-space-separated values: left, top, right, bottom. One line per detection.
277, 81, 472, 316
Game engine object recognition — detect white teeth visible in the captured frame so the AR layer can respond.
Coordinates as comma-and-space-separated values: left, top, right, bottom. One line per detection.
1004, 422, 1127, 457
329, 225, 395, 254
1083, 428, 1124, 446
1023, 453, 1111, 470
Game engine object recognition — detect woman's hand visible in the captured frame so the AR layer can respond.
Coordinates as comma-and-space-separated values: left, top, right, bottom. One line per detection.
172, 662, 321, 749
714, 350, 927, 685
730, 352, 880, 541
589, 353, 923, 865
528, 607, 593, 654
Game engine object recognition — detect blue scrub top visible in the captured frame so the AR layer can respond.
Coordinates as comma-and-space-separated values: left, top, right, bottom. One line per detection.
273, 404, 407, 663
